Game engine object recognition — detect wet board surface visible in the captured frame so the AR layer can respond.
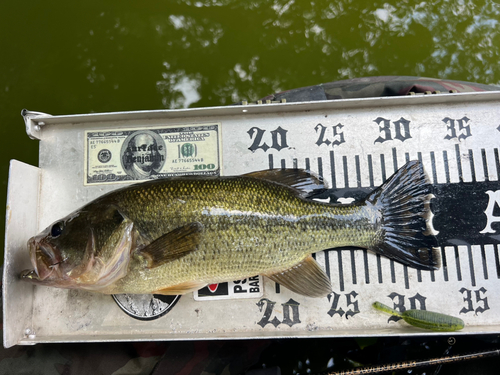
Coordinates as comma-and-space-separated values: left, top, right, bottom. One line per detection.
4, 92, 500, 347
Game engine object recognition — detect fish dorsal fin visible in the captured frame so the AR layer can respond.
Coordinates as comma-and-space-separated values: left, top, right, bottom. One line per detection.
136, 222, 203, 268
242, 169, 328, 198
154, 281, 207, 295
265, 255, 332, 297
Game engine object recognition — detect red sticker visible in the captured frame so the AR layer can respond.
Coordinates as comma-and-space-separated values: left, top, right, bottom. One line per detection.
208, 284, 218, 293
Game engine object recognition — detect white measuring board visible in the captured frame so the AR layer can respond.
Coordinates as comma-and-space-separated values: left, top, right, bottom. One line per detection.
5, 92, 500, 347
224, 94, 500, 333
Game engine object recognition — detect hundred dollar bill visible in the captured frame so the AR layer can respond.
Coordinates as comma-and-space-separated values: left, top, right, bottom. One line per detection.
85, 123, 221, 185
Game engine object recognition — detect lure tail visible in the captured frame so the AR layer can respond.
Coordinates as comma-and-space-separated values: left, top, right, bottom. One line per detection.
365, 160, 440, 270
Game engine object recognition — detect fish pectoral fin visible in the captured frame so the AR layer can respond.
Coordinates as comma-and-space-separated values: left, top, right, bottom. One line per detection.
265, 255, 332, 298
154, 281, 207, 295
242, 169, 328, 198
136, 222, 203, 268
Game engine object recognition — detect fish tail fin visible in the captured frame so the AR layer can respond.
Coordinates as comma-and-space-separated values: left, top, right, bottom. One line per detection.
365, 160, 440, 270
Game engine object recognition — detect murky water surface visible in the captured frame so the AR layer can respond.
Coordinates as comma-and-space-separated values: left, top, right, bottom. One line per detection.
1, 0, 499, 253
1, 2, 500, 372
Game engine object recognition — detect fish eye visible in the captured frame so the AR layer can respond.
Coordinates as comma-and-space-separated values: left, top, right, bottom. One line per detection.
50, 221, 64, 238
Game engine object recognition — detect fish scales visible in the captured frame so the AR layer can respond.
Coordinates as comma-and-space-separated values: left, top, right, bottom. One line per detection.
21, 161, 440, 297
104, 176, 375, 294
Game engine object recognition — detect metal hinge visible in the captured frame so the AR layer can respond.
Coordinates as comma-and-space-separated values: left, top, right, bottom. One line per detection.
21, 109, 53, 140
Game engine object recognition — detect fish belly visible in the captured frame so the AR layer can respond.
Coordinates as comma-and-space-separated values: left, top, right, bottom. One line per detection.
104, 222, 321, 294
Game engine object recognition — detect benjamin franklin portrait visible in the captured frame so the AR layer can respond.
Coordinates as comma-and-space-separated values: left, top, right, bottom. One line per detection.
120, 130, 166, 180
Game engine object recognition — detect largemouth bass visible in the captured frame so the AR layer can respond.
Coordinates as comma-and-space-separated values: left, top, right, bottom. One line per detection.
21, 160, 439, 297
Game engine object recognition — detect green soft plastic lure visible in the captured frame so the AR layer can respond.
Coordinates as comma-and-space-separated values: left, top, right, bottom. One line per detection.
373, 302, 464, 332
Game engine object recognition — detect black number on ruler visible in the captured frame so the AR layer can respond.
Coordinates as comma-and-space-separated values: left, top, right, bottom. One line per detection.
373, 117, 412, 143
248, 126, 289, 152
282, 299, 301, 326
256, 298, 300, 328
315, 123, 346, 147
443, 116, 472, 141
385, 292, 427, 322
327, 291, 360, 319
459, 287, 490, 315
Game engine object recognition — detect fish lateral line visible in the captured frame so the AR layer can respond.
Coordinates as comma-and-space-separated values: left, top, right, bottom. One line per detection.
21, 160, 441, 297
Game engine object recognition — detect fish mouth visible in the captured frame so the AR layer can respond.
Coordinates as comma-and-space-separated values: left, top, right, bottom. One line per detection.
20, 268, 43, 284
26, 237, 63, 282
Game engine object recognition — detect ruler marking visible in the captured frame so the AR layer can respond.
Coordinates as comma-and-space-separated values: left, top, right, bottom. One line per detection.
417, 269, 422, 282
350, 249, 357, 285
390, 260, 396, 283
417, 152, 423, 184
468, 149, 476, 182
268, 154, 274, 169
392, 147, 398, 171
363, 249, 370, 284
329, 151, 336, 189
293, 158, 298, 169
441, 247, 449, 282
455, 144, 463, 182
467, 245, 476, 287
305, 157, 311, 171
454, 246, 462, 281
337, 250, 345, 292
355, 155, 361, 188
430, 151, 438, 184
481, 149, 489, 182
380, 154, 387, 181
403, 265, 409, 289
343, 156, 349, 188
443, 150, 451, 184
324, 250, 331, 281
495, 245, 500, 279
405, 152, 410, 163
318, 157, 324, 179
430, 268, 435, 282
376, 254, 383, 283
495, 148, 500, 180
367, 154, 374, 187
481, 244, 488, 280
281, 158, 286, 169
483, 245, 496, 282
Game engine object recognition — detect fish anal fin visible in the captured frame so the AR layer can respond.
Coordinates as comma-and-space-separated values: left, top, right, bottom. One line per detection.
136, 222, 203, 268
243, 169, 328, 198
154, 281, 207, 295
265, 255, 332, 298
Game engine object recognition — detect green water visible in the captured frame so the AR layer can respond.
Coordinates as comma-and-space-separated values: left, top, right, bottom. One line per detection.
1, 0, 499, 258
